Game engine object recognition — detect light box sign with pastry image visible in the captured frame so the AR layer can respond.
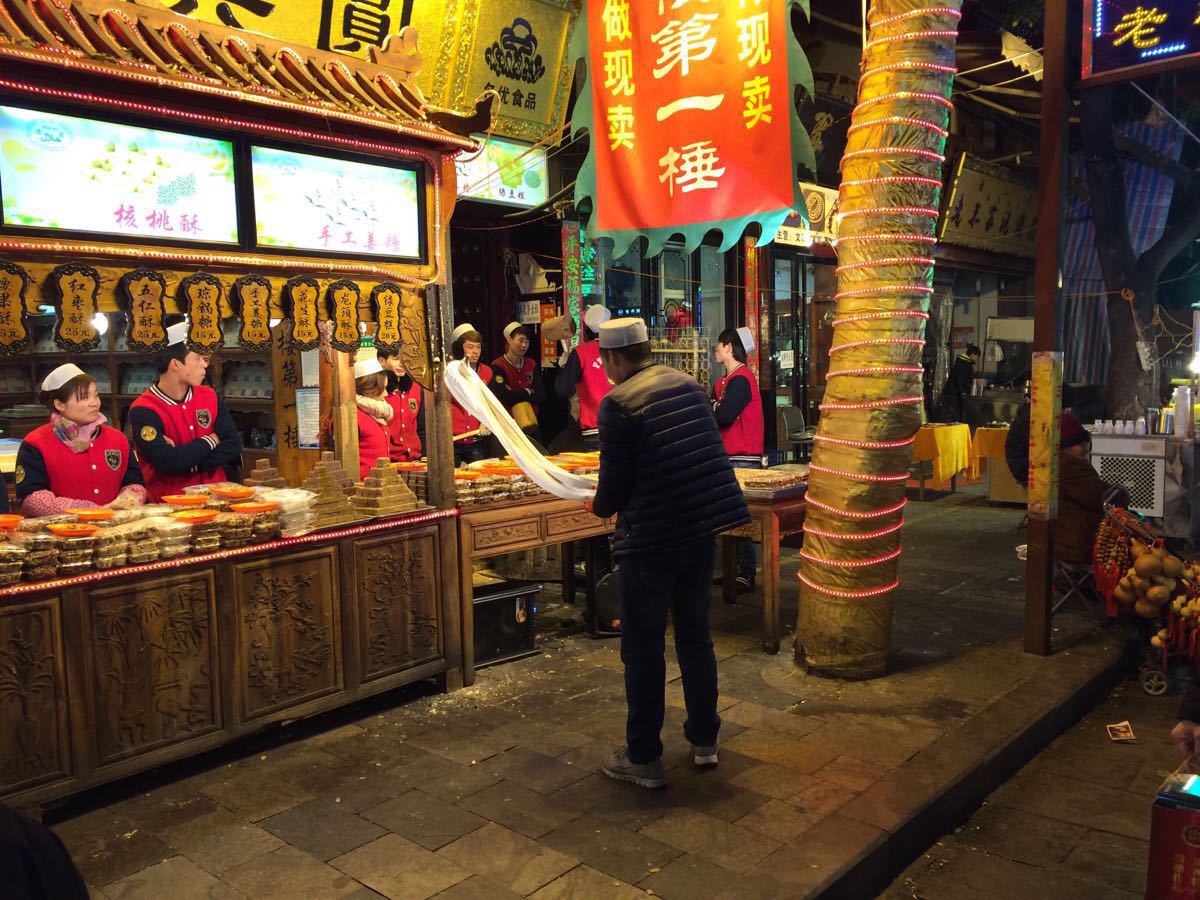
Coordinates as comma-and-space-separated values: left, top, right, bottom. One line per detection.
455, 136, 549, 209
0, 105, 239, 244
250, 145, 424, 260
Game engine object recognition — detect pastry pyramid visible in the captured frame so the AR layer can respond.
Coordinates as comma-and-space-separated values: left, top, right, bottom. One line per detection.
352, 458, 421, 517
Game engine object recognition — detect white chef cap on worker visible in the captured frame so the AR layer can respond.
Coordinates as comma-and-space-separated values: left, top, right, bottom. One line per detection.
583, 305, 611, 330
503, 322, 525, 340
598, 317, 649, 349
41, 363, 87, 392
452, 322, 476, 342
166, 321, 189, 347
736, 326, 756, 354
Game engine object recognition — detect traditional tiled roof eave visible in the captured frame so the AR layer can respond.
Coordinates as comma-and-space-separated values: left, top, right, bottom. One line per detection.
0, 0, 483, 152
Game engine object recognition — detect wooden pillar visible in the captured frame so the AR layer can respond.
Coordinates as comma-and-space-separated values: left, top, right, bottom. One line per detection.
329, 347, 358, 482
425, 284, 457, 509
1024, 0, 1069, 656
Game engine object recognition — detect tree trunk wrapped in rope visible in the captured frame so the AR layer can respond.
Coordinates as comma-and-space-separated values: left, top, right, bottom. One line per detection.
796, 0, 961, 678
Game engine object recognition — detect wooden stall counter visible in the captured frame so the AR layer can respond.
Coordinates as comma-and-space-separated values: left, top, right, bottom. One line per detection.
0, 508, 460, 809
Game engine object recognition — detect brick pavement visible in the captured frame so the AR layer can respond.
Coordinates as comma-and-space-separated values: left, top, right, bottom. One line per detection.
46, 492, 1133, 899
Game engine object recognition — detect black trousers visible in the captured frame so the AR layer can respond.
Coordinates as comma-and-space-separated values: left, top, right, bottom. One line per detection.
617, 538, 721, 763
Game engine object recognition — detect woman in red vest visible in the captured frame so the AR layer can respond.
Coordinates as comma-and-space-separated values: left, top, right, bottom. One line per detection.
489, 321, 545, 441
555, 304, 613, 451
16, 363, 145, 515
713, 326, 764, 593
450, 323, 492, 464
378, 347, 424, 462
351, 354, 392, 480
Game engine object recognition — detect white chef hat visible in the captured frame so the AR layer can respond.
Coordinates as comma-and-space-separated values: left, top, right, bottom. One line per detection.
583, 305, 611, 330
353, 352, 384, 379
598, 317, 649, 349
736, 326, 756, 354
41, 363, 87, 392
451, 322, 476, 342
503, 321, 526, 340
166, 321, 189, 347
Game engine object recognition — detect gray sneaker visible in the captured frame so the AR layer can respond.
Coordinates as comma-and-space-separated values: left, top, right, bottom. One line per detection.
693, 744, 719, 768
601, 747, 667, 789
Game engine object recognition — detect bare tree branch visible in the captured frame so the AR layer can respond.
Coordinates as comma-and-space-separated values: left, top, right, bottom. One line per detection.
1112, 131, 1195, 184
1081, 88, 1139, 287
1142, 178, 1200, 277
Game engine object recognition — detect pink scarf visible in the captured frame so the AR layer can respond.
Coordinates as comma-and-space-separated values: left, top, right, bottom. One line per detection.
51, 412, 107, 454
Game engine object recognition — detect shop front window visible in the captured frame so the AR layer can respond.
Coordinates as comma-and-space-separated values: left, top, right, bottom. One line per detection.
602, 242, 644, 318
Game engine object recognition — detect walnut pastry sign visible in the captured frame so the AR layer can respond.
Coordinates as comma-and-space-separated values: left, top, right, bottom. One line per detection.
50, 263, 101, 352
371, 282, 404, 355
118, 269, 168, 353
0, 262, 31, 354
179, 273, 224, 353
233, 275, 273, 352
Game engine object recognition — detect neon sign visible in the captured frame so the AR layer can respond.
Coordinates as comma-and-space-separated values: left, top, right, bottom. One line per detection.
1084, 1, 1200, 80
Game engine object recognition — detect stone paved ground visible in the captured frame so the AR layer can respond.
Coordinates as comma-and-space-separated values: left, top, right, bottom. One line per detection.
49, 491, 1131, 899
885, 680, 1177, 899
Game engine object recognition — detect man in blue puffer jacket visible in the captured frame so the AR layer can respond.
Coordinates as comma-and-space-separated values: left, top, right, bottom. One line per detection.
587, 317, 750, 789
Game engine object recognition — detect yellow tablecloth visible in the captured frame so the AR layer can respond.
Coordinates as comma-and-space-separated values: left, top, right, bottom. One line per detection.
969, 426, 1010, 479
911, 423, 972, 485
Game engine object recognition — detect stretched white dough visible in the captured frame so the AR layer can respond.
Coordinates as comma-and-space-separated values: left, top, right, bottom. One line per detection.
444, 360, 598, 502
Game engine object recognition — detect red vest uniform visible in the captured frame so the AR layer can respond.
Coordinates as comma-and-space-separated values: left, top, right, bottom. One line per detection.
492, 355, 538, 414
22, 424, 131, 505
451, 362, 492, 441
357, 407, 390, 479
575, 340, 612, 431
387, 383, 422, 462
715, 365, 764, 458
452, 363, 492, 442
130, 385, 225, 500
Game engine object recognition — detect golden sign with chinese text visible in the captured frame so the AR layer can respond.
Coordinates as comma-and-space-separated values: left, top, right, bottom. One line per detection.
233, 275, 274, 352
0, 263, 31, 355
51, 263, 101, 352
939, 154, 1037, 259
773, 182, 839, 248
327, 280, 362, 352
179, 273, 225, 352
119, 269, 168, 353
284, 276, 323, 351
371, 282, 404, 354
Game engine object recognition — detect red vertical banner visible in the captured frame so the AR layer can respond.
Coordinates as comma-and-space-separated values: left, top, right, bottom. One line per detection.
743, 237, 760, 377
562, 221, 583, 350
583, 0, 800, 242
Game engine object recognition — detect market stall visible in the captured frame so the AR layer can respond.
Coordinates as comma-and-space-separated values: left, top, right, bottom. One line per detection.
0, 0, 486, 804
970, 425, 1026, 505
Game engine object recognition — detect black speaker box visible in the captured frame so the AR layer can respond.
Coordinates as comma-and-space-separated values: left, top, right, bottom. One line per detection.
473, 580, 541, 669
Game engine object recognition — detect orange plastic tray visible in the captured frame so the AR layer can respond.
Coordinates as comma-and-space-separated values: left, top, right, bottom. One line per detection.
229, 501, 280, 514
0, 514, 24, 530
170, 509, 219, 524
66, 508, 116, 522
162, 494, 210, 507
211, 485, 256, 500
47, 523, 99, 537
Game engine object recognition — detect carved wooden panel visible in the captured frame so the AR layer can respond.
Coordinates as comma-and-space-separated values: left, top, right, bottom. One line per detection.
85, 572, 220, 767
724, 520, 764, 541
0, 597, 70, 796
472, 520, 540, 551
355, 528, 442, 682
233, 548, 342, 722
545, 510, 611, 539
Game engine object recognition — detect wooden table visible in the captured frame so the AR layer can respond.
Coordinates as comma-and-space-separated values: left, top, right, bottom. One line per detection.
457, 495, 615, 685
911, 423, 972, 499
720, 484, 808, 654
970, 426, 1027, 505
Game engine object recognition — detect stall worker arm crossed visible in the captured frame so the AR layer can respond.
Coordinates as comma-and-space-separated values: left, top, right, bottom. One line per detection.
16, 363, 145, 515
129, 322, 243, 501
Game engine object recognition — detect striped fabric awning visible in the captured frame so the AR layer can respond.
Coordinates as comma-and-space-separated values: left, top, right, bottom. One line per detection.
1058, 121, 1181, 384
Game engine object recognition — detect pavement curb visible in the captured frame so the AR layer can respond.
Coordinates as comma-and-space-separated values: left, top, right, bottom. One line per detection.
810, 631, 1135, 899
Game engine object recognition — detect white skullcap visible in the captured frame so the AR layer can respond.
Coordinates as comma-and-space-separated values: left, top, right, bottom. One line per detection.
353, 353, 384, 379
503, 321, 525, 340
41, 363, 87, 392
598, 317, 649, 349
452, 322, 476, 342
583, 305, 611, 330
736, 326, 756, 354
166, 321, 189, 347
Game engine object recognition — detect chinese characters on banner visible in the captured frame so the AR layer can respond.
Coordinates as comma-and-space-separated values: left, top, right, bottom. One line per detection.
540, 302, 559, 364
180, 273, 225, 353
233, 275, 274, 352
743, 241, 760, 377
284, 276, 323, 351
50, 263, 101, 352
371, 282, 405, 354
119, 269, 169, 353
0, 263, 30, 354
583, 0, 802, 250
327, 280, 362, 352
561, 221, 583, 350
1084, 0, 1200, 79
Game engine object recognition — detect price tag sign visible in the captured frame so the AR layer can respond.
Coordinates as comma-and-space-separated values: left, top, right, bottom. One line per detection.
179, 273, 224, 353
233, 275, 273, 352
119, 269, 168, 353
51, 262, 101, 352
326, 279, 361, 353
371, 282, 404, 355
284, 275, 322, 351
0, 262, 30, 354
